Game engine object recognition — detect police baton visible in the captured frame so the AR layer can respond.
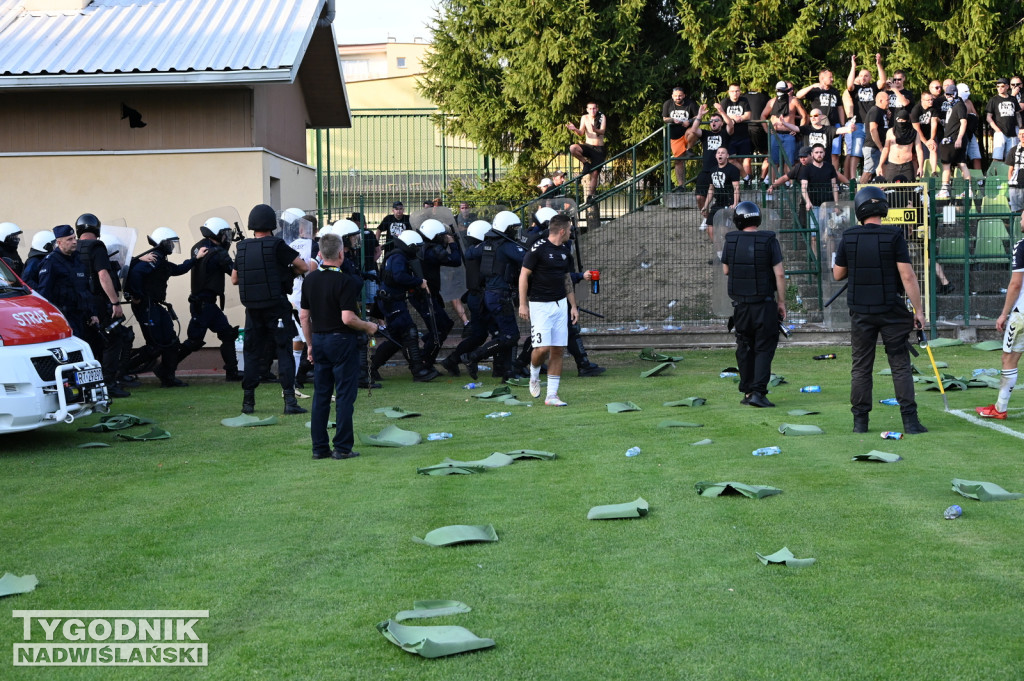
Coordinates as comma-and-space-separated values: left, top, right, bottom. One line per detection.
824, 284, 848, 308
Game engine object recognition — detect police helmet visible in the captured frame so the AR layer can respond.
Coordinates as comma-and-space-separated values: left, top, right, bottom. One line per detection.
0, 221, 22, 248
395, 230, 424, 256
281, 207, 306, 224
331, 219, 360, 238
75, 213, 102, 237
467, 220, 492, 243
148, 226, 180, 255
418, 218, 447, 243
733, 201, 762, 229
534, 207, 558, 227
200, 217, 233, 242
854, 185, 889, 222
492, 211, 522, 237
30, 229, 55, 254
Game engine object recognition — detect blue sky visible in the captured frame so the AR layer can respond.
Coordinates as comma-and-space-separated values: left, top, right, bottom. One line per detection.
334, 1, 437, 44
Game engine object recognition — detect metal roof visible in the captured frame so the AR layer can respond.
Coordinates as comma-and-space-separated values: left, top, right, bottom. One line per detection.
0, 0, 326, 84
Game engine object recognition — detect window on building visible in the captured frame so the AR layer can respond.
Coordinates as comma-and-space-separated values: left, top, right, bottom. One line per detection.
396, 57, 407, 69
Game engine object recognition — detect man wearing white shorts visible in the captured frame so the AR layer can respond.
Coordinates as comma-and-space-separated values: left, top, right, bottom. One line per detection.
976, 213, 1024, 420
518, 214, 578, 406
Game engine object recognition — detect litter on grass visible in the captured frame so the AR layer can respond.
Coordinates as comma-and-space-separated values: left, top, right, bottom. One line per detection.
756, 547, 816, 567
951, 479, 1024, 501
376, 619, 494, 658
695, 481, 783, 498
394, 600, 472, 622
587, 497, 650, 520
413, 525, 499, 547
0, 573, 38, 598
852, 450, 902, 463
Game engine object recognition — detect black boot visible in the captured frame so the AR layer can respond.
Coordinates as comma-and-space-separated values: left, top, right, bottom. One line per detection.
460, 353, 479, 381
225, 369, 243, 382
242, 389, 255, 414
403, 330, 439, 382
903, 414, 928, 434
283, 389, 308, 415
853, 415, 869, 433
440, 354, 461, 377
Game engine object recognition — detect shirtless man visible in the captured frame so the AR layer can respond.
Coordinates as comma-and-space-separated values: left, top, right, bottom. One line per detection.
880, 109, 924, 181
567, 102, 608, 198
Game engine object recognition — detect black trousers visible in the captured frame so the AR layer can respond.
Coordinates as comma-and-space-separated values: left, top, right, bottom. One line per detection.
733, 299, 780, 396
849, 308, 917, 418
241, 301, 295, 392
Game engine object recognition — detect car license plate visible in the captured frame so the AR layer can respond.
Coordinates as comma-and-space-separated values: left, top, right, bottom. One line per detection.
74, 368, 104, 386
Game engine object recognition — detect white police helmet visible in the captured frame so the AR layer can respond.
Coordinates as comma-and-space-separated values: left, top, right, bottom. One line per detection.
331, 219, 360, 238
0, 222, 22, 244
467, 220, 492, 242
148, 226, 180, 254
492, 211, 522, 235
281, 207, 306, 224
30, 229, 55, 253
418, 218, 447, 242
201, 216, 232, 241
534, 207, 558, 226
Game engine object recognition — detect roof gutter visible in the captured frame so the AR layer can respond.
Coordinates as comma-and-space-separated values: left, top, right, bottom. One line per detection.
0, 68, 295, 90
317, 0, 334, 28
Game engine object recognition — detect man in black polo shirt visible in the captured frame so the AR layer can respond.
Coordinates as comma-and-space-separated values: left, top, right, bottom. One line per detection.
518, 214, 578, 407
300, 233, 378, 461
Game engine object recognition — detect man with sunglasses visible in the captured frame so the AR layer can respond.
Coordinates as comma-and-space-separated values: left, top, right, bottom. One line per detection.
887, 71, 911, 110
986, 78, 1022, 162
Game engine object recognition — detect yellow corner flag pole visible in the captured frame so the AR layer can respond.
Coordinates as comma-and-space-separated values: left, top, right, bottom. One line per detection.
919, 330, 950, 411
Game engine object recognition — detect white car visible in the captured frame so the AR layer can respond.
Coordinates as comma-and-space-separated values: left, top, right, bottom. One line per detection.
0, 259, 110, 434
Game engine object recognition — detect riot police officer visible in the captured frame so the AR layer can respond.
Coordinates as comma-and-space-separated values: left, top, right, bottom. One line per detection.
721, 201, 787, 407
21, 229, 55, 289
413, 218, 460, 364
833, 185, 927, 434
38, 225, 96, 339
178, 217, 241, 381
328, 219, 379, 389
0, 222, 24, 276
126, 228, 204, 388
440, 219, 493, 376
461, 211, 526, 381
75, 213, 131, 397
369, 230, 440, 382
232, 204, 309, 414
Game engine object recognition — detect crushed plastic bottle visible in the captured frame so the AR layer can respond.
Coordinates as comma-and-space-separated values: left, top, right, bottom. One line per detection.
478, 365, 492, 372
813, 354, 837, 360
427, 432, 453, 441
800, 385, 822, 393
752, 446, 781, 456
667, 300, 677, 308
463, 382, 482, 389
943, 504, 963, 519
625, 446, 641, 457
881, 431, 903, 440
720, 371, 738, 378
879, 398, 899, 406
485, 412, 512, 418
972, 368, 999, 377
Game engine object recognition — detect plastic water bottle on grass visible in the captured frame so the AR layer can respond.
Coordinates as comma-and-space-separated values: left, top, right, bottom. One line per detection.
427, 433, 453, 441
752, 446, 780, 456
625, 447, 641, 457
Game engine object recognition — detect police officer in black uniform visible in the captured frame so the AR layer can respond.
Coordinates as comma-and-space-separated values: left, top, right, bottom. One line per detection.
38, 225, 97, 339
232, 204, 309, 414
178, 217, 241, 381
461, 211, 526, 381
21, 229, 55, 289
126, 227, 203, 388
440, 219, 493, 376
413, 219, 460, 364
75, 213, 131, 397
330, 219, 379, 389
0, 222, 24, 276
368, 230, 440, 382
721, 202, 787, 408
833, 186, 927, 434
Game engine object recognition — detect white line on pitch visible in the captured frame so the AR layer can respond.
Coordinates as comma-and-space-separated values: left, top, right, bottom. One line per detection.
948, 409, 1024, 440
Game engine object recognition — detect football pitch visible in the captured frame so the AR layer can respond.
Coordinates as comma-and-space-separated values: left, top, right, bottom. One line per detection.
1, 344, 1021, 680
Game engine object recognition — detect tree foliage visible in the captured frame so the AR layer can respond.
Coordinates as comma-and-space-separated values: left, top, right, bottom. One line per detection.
421, 0, 1024, 183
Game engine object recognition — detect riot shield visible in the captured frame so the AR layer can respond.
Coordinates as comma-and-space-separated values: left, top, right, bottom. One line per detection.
711, 206, 784, 319
186, 206, 245, 322
410, 207, 467, 303
819, 200, 855, 330
99, 217, 135, 266
277, 210, 314, 261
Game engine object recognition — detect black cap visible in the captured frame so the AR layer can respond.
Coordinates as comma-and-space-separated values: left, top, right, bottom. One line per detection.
798, 145, 812, 157
248, 204, 277, 232
997, 77, 1010, 85
53, 224, 74, 239
392, 201, 404, 208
